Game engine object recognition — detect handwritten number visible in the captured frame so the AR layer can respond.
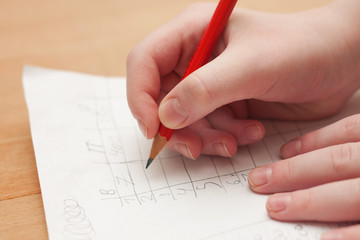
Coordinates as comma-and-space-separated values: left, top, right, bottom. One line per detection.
86, 142, 105, 154
99, 189, 116, 195
196, 182, 222, 190
176, 188, 194, 195
226, 179, 241, 185
159, 193, 170, 198
140, 194, 154, 203
294, 224, 308, 237
122, 197, 138, 204
115, 176, 134, 187
241, 173, 248, 182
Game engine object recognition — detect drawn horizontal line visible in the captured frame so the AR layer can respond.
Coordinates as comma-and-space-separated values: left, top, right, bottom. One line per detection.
101, 169, 251, 200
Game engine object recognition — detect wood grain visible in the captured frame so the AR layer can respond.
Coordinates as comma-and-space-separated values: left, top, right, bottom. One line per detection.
0, 0, 330, 239
0, 194, 48, 240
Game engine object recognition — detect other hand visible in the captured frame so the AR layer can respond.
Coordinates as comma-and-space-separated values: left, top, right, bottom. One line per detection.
249, 114, 360, 239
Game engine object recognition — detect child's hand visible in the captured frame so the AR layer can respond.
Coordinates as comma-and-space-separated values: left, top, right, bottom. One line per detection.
127, 2, 360, 159
249, 114, 360, 239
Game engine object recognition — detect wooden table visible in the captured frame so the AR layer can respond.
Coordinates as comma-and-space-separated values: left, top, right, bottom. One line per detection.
0, 0, 330, 239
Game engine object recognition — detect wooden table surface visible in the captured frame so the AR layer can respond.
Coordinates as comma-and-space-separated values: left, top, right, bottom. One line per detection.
0, 0, 330, 239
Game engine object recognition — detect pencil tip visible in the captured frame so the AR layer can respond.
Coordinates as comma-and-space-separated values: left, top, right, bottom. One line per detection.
146, 158, 153, 169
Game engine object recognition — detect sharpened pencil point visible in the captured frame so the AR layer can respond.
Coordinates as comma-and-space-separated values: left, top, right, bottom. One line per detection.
146, 158, 153, 169
146, 132, 168, 169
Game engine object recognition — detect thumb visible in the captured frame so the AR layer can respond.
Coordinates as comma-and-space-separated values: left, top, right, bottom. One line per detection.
158, 49, 255, 129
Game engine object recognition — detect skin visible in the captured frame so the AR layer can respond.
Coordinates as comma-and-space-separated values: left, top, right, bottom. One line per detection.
126, 1, 360, 239
250, 114, 360, 239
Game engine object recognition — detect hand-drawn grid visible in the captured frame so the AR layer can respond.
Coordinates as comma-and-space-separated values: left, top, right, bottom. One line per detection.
77, 78, 357, 208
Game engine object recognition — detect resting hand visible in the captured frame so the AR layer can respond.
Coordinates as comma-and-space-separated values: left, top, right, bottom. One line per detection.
249, 114, 360, 239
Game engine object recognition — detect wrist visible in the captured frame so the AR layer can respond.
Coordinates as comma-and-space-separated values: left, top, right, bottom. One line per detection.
328, 0, 360, 86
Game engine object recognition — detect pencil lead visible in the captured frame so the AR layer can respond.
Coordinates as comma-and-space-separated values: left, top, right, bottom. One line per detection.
146, 158, 153, 169
145, 132, 168, 169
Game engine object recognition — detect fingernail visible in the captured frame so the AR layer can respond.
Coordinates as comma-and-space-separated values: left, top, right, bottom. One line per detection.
244, 125, 262, 142
248, 166, 272, 187
174, 143, 195, 160
267, 193, 291, 212
321, 231, 343, 240
281, 138, 301, 158
213, 142, 231, 157
137, 119, 148, 139
159, 98, 188, 128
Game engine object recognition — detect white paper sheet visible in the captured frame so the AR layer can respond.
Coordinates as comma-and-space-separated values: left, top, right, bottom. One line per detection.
23, 66, 359, 240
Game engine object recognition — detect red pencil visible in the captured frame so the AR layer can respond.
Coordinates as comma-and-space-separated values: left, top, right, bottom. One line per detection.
146, 0, 238, 168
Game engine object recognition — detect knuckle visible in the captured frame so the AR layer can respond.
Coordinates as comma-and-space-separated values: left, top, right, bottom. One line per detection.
293, 189, 312, 214
344, 114, 360, 140
190, 72, 216, 105
278, 159, 296, 189
328, 144, 354, 175
285, 159, 293, 180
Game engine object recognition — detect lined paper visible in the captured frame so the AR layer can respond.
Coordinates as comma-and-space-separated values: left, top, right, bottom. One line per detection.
23, 66, 359, 240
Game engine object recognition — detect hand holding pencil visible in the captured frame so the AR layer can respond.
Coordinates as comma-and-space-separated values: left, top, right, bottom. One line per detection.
127, 1, 265, 163
127, 1, 360, 162
126, 1, 359, 162
145, 0, 238, 168
127, 1, 360, 237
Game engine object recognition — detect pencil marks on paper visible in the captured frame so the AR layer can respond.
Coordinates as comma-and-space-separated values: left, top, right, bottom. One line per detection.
77, 80, 257, 207
23, 67, 360, 240
75, 77, 343, 208
63, 197, 95, 240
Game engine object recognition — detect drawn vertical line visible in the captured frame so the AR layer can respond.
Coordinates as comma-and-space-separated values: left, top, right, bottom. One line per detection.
134, 129, 157, 203
181, 155, 197, 197
104, 81, 141, 205
159, 155, 176, 200
227, 157, 242, 185
210, 156, 226, 193
104, 79, 151, 204
93, 96, 123, 206
262, 139, 275, 163
246, 145, 257, 168
271, 120, 286, 142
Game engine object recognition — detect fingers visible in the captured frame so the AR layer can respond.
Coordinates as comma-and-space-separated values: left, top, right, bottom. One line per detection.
281, 114, 360, 158
158, 47, 256, 129
166, 104, 265, 159
265, 178, 360, 222
126, 3, 217, 138
249, 142, 360, 193
126, 33, 175, 138
166, 118, 238, 159
206, 106, 265, 145
322, 224, 360, 240
166, 127, 201, 160
192, 121, 237, 157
